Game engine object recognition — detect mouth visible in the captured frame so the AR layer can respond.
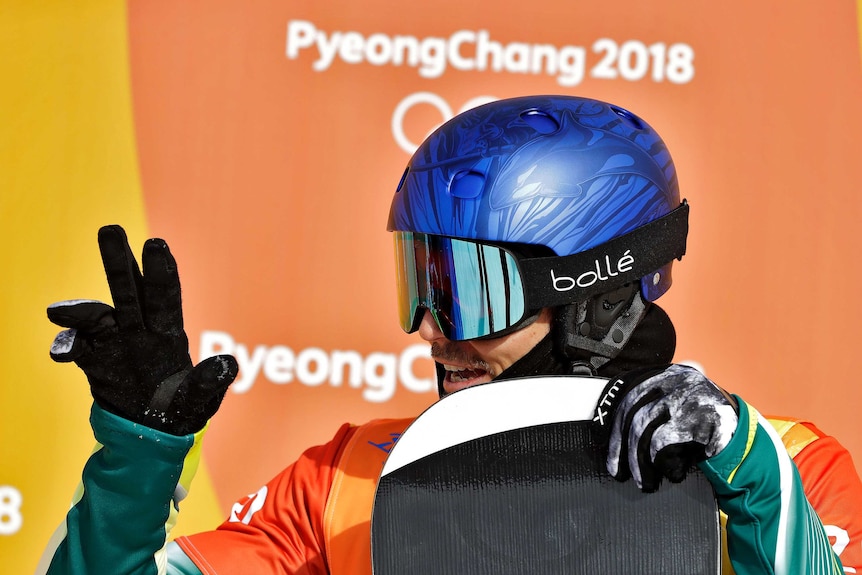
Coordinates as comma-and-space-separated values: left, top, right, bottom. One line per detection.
440, 363, 493, 394
431, 341, 494, 395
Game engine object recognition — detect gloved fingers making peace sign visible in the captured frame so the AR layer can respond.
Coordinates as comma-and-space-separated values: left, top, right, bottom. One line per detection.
48, 225, 238, 436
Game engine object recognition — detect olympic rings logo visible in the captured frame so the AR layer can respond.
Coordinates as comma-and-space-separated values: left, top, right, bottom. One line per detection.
391, 92, 498, 154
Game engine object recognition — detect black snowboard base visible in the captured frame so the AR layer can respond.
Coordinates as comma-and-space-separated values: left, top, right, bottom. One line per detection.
371, 376, 720, 574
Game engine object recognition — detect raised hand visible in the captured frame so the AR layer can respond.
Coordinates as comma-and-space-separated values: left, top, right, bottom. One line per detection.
596, 364, 738, 492
48, 225, 238, 435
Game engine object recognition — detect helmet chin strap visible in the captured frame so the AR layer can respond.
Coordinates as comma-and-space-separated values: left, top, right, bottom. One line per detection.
434, 362, 449, 398
553, 283, 649, 375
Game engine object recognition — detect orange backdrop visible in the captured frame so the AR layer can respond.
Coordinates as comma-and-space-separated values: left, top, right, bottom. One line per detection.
2, 1, 861, 571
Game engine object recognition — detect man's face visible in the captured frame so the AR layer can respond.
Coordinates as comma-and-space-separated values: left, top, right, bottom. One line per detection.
417, 308, 553, 396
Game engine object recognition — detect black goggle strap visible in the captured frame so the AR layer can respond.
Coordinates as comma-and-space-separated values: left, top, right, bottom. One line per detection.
518, 201, 689, 308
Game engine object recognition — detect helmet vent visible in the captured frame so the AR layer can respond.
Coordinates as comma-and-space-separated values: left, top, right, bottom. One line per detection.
449, 170, 485, 199
395, 167, 409, 193
519, 109, 559, 134
611, 106, 645, 130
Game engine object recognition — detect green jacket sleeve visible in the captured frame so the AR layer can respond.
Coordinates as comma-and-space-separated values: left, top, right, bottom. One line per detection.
39, 404, 205, 575
699, 396, 844, 575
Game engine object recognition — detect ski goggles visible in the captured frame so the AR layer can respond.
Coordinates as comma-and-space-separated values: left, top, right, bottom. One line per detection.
394, 231, 537, 341
393, 202, 689, 341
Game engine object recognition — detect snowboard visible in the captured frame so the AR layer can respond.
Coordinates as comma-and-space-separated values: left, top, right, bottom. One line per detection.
370, 376, 721, 574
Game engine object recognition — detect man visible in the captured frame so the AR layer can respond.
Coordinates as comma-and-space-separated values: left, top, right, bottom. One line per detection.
40, 95, 861, 574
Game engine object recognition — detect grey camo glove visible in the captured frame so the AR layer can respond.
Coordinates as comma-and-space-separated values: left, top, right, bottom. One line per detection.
595, 364, 738, 493
47, 225, 238, 436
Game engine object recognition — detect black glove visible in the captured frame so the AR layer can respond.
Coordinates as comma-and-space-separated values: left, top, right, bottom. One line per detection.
595, 364, 738, 493
48, 225, 238, 436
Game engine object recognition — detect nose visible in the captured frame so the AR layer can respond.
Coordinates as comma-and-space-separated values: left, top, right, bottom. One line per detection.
417, 309, 445, 342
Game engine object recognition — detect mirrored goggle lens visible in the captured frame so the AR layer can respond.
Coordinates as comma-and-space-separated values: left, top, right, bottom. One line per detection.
393, 232, 527, 341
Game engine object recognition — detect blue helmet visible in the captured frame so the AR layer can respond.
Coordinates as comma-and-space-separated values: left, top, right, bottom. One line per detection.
387, 95, 686, 303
